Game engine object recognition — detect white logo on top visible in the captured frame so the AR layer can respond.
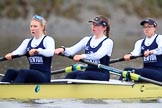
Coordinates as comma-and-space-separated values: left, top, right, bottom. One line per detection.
28, 56, 43, 64
144, 54, 157, 63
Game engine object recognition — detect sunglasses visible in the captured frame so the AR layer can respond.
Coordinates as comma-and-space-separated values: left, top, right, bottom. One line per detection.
142, 25, 155, 29
32, 15, 44, 22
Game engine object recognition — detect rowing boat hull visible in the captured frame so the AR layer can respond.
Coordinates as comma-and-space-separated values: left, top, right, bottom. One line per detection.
0, 79, 162, 100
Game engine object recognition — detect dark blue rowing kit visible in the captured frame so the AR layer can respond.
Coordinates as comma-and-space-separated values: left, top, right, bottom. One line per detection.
125, 35, 162, 82
65, 36, 110, 81
1, 36, 52, 83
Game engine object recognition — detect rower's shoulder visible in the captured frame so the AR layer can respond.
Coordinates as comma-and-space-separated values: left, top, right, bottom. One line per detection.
135, 38, 144, 44
157, 34, 162, 39
21, 38, 31, 44
106, 37, 113, 43
80, 36, 92, 42
44, 35, 55, 41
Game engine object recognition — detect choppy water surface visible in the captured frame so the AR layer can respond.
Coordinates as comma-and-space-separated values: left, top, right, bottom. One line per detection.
0, 36, 161, 108
0, 99, 162, 108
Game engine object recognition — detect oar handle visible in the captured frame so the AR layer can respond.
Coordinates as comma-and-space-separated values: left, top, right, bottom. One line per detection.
0, 54, 27, 62
110, 55, 143, 64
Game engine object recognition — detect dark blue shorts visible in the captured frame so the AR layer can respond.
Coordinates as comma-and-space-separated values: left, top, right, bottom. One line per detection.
1, 68, 50, 83
65, 70, 110, 81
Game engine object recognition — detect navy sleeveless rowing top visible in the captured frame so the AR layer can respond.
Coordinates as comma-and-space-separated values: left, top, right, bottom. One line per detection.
141, 35, 162, 68
26, 36, 52, 74
85, 36, 110, 72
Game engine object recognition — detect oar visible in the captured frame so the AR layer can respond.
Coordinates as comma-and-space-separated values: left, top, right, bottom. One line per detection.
0, 54, 27, 62
59, 54, 162, 86
51, 64, 87, 75
110, 55, 143, 64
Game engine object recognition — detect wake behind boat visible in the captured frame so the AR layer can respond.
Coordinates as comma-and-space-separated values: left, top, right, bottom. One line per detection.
0, 79, 161, 100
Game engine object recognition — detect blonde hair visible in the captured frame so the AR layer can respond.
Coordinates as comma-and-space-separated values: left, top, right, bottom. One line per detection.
32, 15, 47, 34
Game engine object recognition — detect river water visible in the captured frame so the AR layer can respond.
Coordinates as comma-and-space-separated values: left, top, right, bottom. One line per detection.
0, 99, 162, 108
0, 36, 162, 108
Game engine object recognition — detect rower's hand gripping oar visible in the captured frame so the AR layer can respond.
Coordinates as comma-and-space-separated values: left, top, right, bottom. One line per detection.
59, 53, 162, 86
0, 54, 27, 77
0, 54, 27, 62
110, 55, 143, 64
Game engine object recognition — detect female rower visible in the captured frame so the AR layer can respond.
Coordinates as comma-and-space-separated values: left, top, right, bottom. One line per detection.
55, 15, 113, 81
1, 15, 55, 83
123, 18, 162, 82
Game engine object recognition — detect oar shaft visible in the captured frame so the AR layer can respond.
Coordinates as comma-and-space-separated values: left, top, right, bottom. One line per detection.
140, 76, 162, 86
51, 64, 87, 75
109, 58, 124, 64
51, 66, 73, 75
77, 59, 121, 76
110, 55, 143, 64
51, 69, 65, 75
